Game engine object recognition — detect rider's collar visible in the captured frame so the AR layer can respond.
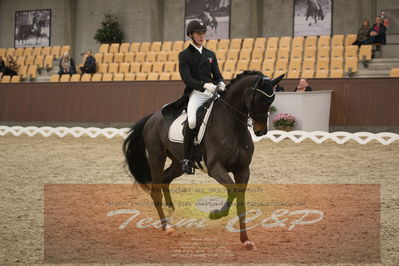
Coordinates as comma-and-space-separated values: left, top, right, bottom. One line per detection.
190, 42, 203, 54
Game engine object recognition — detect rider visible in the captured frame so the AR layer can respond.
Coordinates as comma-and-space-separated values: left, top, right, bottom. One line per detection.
179, 20, 225, 174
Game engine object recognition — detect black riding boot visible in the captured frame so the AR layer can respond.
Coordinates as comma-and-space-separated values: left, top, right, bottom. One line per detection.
182, 126, 195, 174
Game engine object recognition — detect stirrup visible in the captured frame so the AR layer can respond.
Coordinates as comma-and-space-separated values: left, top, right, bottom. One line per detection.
182, 159, 195, 175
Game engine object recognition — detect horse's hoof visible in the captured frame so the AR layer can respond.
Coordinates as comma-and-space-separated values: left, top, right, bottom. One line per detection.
209, 210, 228, 220
243, 240, 257, 251
165, 227, 176, 235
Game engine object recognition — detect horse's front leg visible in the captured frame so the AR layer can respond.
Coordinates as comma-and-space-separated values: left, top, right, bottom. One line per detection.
234, 167, 257, 251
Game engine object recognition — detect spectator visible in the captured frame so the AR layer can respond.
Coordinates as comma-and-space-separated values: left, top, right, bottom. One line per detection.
80, 49, 96, 74
368, 16, 386, 46
275, 84, 285, 92
5, 55, 18, 76
294, 78, 312, 92
58, 52, 76, 75
0, 56, 5, 79
352, 18, 371, 46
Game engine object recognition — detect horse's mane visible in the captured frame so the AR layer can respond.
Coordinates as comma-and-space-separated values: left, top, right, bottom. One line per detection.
227, 70, 265, 88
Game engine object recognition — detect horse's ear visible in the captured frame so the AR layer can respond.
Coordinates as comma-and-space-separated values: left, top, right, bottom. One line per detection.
271, 73, 285, 87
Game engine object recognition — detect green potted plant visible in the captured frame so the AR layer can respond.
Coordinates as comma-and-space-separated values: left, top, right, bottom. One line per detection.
94, 13, 124, 44
272, 113, 296, 131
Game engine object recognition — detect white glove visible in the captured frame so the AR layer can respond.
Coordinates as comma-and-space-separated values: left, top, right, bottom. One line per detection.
218, 81, 226, 91
203, 83, 217, 93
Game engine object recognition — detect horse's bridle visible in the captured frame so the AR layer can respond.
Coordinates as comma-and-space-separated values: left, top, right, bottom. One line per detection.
218, 76, 275, 126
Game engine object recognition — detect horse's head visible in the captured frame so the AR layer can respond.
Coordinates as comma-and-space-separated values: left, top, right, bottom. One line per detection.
247, 74, 285, 136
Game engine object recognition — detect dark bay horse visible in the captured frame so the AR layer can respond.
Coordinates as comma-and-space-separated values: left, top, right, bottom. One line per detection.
123, 71, 284, 250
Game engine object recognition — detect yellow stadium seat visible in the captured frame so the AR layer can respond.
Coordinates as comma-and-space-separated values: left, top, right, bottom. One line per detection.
60, 74, 71, 82
147, 73, 159, 80
152, 62, 164, 73
331, 46, 344, 59
230, 38, 242, 50
97, 63, 108, 74
135, 52, 146, 63
251, 48, 264, 61
227, 49, 239, 60
172, 41, 184, 51
141, 62, 153, 73
103, 53, 114, 64
151, 41, 162, 52
42, 47, 51, 56
113, 53, 124, 63
236, 60, 249, 72
249, 59, 262, 71
119, 43, 130, 53
0, 48, 6, 58
130, 62, 141, 73
184, 40, 190, 48
242, 38, 254, 50
91, 73, 102, 81
119, 63, 130, 74
305, 36, 317, 49
18, 65, 27, 80
49, 74, 59, 82
164, 61, 176, 73
318, 35, 330, 49
273, 69, 286, 79
113, 73, 124, 81
222, 71, 234, 80
205, 39, 218, 51
304, 47, 316, 60
275, 59, 288, 73
345, 57, 358, 73
124, 52, 135, 63
264, 49, 277, 61
157, 51, 168, 62
23, 47, 32, 56
267, 37, 279, 50
61, 46, 70, 56
161, 41, 173, 52
16, 48, 24, 57
330, 57, 344, 78
239, 49, 252, 61
99, 44, 109, 53
168, 51, 179, 62
70, 74, 81, 82
332, 35, 344, 47
10, 75, 20, 83
287, 68, 301, 79
254, 37, 266, 50
279, 36, 291, 49
35, 55, 44, 69
261, 59, 275, 77
292, 36, 304, 50
389, 68, 399, 77
140, 42, 151, 52
159, 72, 171, 80
51, 46, 61, 59
1, 75, 11, 83
290, 48, 303, 63
345, 45, 358, 59
125, 73, 136, 81
224, 60, 236, 73
25, 55, 35, 66
359, 45, 372, 60
315, 68, 329, 78
27, 65, 37, 80
109, 43, 120, 53
102, 73, 113, 81
216, 49, 227, 61
277, 48, 290, 61
94, 53, 103, 63
81, 73, 91, 82
302, 58, 315, 79
130, 42, 141, 53
317, 47, 330, 60
316, 57, 329, 72
218, 39, 230, 50
330, 68, 343, 78
146, 52, 157, 62
136, 72, 147, 80
33, 47, 42, 56
108, 63, 119, 73
170, 72, 181, 80
5, 48, 15, 57
288, 60, 301, 73
345, 34, 357, 46
16, 56, 25, 66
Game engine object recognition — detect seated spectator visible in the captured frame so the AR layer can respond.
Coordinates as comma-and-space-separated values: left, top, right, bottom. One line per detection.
0, 56, 5, 79
58, 52, 76, 75
368, 16, 386, 46
352, 18, 371, 46
294, 78, 312, 92
80, 49, 96, 74
5, 55, 18, 76
275, 84, 285, 92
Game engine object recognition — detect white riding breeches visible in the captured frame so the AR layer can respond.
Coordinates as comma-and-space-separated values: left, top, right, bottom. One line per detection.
187, 89, 213, 129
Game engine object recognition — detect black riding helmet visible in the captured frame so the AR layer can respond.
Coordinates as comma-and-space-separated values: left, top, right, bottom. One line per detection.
186, 20, 207, 37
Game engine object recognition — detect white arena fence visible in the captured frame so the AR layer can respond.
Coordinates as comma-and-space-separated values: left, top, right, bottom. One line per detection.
0, 126, 398, 145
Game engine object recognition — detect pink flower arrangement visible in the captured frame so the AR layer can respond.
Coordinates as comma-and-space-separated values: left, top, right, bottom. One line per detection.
272, 113, 296, 128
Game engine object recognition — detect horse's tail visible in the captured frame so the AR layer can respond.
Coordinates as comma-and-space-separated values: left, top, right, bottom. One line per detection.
123, 114, 153, 192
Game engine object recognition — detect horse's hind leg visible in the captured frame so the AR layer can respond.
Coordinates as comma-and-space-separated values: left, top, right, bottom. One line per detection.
162, 156, 184, 218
